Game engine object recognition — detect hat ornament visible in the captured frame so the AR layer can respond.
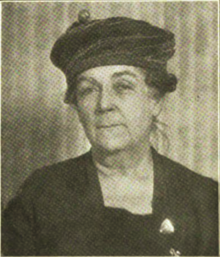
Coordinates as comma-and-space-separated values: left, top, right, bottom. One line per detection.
78, 9, 91, 24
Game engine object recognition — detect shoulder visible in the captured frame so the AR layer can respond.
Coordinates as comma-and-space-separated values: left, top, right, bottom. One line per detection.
2, 152, 92, 256
157, 152, 218, 207
12, 151, 92, 203
156, 152, 219, 255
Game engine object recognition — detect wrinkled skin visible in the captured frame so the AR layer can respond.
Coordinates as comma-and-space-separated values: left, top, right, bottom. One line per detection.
75, 65, 162, 153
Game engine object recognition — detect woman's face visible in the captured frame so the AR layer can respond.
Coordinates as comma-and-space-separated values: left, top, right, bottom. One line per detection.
75, 65, 161, 152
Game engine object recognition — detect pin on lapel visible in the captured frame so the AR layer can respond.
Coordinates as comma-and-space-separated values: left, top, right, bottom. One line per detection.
159, 218, 175, 234
170, 248, 181, 256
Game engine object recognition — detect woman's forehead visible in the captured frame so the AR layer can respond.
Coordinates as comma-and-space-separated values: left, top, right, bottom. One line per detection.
77, 65, 146, 80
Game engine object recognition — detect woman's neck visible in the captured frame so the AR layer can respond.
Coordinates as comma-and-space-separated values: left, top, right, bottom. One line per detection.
92, 143, 153, 178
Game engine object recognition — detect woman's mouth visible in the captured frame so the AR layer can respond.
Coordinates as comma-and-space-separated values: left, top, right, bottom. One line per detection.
96, 124, 121, 129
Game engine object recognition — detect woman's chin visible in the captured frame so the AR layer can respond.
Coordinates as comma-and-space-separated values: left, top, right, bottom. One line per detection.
91, 126, 130, 151
95, 136, 131, 153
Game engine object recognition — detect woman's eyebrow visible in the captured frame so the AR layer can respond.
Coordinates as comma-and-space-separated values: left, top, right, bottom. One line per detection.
112, 71, 138, 79
76, 76, 99, 87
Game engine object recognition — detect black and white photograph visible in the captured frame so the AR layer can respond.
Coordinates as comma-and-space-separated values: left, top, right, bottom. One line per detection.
1, 1, 219, 256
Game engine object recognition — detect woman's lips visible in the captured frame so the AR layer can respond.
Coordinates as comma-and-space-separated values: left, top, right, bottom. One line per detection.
96, 124, 123, 129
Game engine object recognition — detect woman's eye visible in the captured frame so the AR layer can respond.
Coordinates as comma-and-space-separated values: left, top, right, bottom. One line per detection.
77, 87, 97, 97
114, 82, 134, 93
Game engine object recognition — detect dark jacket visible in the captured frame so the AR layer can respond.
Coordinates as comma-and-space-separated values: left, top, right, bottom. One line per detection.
2, 149, 218, 256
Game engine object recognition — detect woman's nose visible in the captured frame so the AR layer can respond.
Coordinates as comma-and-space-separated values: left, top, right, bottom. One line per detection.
96, 89, 115, 114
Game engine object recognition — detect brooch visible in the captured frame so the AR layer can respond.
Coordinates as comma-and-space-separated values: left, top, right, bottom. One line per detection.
159, 218, 175, 234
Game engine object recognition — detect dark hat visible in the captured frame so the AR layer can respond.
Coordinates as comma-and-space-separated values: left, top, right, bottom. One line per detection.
50, 10, 177, 103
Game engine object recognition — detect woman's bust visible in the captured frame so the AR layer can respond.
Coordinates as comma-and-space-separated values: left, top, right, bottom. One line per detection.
2, 10, 218, 256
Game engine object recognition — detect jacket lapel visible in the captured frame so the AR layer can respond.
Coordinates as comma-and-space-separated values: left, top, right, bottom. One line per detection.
152, 148, 200, 256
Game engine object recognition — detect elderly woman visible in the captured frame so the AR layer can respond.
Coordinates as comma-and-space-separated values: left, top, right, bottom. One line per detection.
2, 11, 218, 256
